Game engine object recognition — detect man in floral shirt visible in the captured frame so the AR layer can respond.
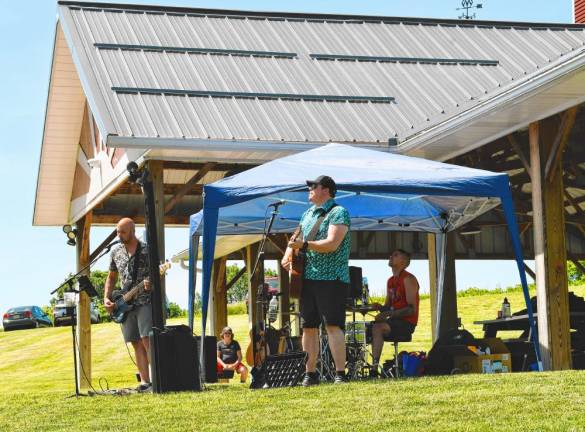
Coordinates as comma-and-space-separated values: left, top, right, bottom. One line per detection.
104, 218, 152, 391
282, 175, 351, 385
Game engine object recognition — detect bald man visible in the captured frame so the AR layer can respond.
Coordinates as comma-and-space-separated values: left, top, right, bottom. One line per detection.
104, 218, 152, 391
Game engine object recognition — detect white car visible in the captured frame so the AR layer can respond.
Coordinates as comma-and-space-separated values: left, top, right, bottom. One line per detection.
53, 301, 101, 326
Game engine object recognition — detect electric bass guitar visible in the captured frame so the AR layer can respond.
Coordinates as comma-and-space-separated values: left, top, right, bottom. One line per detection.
110, 261, 171, 324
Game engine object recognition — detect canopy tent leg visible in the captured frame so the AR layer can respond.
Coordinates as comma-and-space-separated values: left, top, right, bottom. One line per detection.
529, 120, 572, 370
188, 234, 199, 331
76, 212, 92, 390
431, 232, 458, 341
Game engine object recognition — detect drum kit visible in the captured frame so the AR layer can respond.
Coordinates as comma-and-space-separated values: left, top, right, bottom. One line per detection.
344, 305, 382, 379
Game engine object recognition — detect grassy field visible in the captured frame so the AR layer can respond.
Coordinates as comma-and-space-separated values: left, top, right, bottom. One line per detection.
2, 286, 585, 431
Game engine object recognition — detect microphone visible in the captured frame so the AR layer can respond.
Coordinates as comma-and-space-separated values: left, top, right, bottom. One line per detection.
106, 239, 121, 250
268, 200, 285, 209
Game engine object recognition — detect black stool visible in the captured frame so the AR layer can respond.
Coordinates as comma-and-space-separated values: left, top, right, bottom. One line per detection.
383, 332, 412, 377
217, 369, 234, 383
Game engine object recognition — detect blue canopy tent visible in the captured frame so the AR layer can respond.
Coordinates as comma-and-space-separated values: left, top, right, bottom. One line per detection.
188, 143, 542, 369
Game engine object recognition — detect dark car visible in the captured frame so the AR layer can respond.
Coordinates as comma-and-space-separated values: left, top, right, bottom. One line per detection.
53, 301, 101, 327
3, 306, 53, 331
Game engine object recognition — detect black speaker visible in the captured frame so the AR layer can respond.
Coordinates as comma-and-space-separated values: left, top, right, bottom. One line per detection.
149, 325, 201, 393
195, 335, 218, 383
349, 266, 363, 300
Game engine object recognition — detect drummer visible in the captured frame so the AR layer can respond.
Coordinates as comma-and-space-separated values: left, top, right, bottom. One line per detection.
370, 249, 420, 372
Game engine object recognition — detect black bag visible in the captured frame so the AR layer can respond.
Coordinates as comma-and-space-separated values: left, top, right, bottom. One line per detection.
425, 328, 476, 375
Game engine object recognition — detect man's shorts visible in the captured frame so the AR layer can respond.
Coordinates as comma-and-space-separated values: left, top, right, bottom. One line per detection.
121, 304, 153, 343
301, 279, 349, 329
385, 318, 416, 337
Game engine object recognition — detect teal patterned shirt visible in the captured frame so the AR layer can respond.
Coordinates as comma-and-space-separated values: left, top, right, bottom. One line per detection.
300, 199, 351, 283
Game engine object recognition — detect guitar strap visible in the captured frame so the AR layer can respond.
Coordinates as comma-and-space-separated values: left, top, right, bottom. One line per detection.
130, 241, 142, 288
303, 204, 338, 246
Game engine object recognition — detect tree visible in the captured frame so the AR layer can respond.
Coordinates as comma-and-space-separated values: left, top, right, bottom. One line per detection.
568, 260, 585, 286
225, 265, 279, 303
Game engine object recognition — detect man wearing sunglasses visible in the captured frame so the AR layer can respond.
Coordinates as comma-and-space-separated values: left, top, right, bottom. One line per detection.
282, 175, 351, 385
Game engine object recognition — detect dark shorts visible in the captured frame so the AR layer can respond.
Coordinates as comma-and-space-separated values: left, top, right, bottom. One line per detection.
301, 279, 349, 329
385, 318, 416, 337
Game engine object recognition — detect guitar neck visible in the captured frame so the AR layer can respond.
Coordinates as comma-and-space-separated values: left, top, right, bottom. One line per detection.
122, 280, 145, 303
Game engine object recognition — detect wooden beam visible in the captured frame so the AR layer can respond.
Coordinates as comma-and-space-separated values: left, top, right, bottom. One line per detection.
523, 263, 536, 281
226, 266, 247, 291
507, 134, 531, 179
266, 235, 286, 256
91, 215, 190, 225
150, 161, 167, 324
245, 243, 263, 330
115, 183, 203, 196
164, 162, 216, 214
570, 256, 585, 275
163, 161, 253, 172
530, 118, 572, 371
212, 257, 228, 338
76, 212, 92, 390
545, 107, 578, 182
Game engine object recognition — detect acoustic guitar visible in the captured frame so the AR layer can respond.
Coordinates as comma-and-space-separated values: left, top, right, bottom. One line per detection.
288, 226, 304, 299
110, 261, 171, 323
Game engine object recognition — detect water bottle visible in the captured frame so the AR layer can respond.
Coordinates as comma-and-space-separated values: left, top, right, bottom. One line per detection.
268, 295, 278, 323
362, 277, 369, 305
502, 297, 511, 318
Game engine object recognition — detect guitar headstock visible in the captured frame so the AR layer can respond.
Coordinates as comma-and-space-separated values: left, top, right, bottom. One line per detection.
159, 260, 171, 275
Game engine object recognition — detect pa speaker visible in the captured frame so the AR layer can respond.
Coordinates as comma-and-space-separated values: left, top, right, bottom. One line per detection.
149, 325, 201, 393
195, 335, 218, 383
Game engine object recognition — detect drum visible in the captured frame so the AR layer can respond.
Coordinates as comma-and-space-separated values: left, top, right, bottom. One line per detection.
345, 321, 368, 345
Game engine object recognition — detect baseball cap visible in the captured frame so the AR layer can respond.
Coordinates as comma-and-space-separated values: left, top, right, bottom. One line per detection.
306, 175, 337, 194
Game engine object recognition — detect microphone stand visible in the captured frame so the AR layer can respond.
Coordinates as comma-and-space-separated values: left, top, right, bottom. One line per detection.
250, 202, 283, 376
51, 240, 119, 399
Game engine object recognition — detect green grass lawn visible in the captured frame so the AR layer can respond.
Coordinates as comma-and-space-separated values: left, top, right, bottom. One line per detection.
2, 287, 585, 431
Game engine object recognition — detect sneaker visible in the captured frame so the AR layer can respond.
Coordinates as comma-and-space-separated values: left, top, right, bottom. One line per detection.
334, 373, 348, 384
136, 382, 152, 392
369, 367, 379, 379
301, 372, 320, 387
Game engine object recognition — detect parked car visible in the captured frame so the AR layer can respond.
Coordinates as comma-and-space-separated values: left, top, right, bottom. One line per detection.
3, 306, 53, 331
53, 301, 101, 326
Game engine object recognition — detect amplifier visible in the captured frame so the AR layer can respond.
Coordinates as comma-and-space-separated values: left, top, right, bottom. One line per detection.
149, 325, 201, 393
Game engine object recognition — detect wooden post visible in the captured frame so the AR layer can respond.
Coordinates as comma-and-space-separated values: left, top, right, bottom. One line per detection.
442, 231, 459, 334
429, 232, 459, 342
212, 257, 228, 338
530, 119, 572, 370
76, 212, 92, 390
149, 161, 166, 324
277, 264, 291, 331
245, 243, 263, 329
427, 233, 438, 343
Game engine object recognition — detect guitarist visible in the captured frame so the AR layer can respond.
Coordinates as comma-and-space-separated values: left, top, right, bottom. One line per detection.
281, 175, 351, 386
104, 217, 152, 392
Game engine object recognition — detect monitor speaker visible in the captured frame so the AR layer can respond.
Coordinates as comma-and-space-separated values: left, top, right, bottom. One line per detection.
149, 325, 201, 393
348, 266, 363, 299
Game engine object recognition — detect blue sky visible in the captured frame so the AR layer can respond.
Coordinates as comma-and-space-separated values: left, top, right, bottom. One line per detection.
0, 0, 574, 316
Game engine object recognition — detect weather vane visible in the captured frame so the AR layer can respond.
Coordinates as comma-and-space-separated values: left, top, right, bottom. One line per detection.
457, 0, 484, 20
